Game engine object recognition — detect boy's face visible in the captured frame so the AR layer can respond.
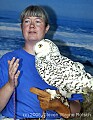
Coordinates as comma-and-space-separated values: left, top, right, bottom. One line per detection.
21, 16, 49, 43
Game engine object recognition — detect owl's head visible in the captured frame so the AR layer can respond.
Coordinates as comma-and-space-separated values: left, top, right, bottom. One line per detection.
34, 39, 60, 58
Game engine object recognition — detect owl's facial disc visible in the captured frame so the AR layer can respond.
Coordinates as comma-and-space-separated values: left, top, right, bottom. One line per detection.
35, 44, 43, 55
34, 40, 50, 57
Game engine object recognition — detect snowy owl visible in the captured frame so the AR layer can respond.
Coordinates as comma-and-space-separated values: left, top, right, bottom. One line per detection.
34, 39, 93, 99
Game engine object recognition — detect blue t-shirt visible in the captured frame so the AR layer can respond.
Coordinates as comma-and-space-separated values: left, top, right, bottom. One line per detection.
0, 48, 83, 119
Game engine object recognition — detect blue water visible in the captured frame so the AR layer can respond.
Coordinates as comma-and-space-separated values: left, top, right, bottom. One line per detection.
0, 10, 93, 119
0, 11, 93, 68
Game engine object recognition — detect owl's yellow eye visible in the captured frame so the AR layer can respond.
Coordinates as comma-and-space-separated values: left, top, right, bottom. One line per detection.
38, 44, 43, 48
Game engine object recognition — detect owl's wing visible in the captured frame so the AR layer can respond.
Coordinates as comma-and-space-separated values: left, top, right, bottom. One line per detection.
36, 53, 93, 98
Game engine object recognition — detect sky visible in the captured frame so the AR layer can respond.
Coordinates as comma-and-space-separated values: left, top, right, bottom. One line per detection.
0, 0, 93, 20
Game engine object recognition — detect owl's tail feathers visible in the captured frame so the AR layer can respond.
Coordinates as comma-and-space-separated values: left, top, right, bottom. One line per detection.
85, 79, 93, 93
84, 73, 93, 92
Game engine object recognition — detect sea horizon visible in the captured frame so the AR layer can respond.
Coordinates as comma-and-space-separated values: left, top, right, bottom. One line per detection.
0, 10, 93, 73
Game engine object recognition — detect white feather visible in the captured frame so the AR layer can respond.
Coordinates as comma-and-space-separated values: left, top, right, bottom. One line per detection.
34, 39, 93, 98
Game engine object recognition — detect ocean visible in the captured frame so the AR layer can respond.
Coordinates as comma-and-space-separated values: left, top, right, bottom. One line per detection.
0, 11, 93, 75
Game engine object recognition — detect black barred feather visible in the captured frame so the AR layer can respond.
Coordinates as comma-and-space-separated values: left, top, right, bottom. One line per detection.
34, 39, 93, 98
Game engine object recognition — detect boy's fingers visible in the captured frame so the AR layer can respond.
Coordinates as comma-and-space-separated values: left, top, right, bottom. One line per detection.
14, 70, 20, 79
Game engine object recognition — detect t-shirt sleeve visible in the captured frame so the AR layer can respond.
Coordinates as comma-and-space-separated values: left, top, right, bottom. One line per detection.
0, 55, 8, 88
68, 93, 84, 102
0, 66, 3, 88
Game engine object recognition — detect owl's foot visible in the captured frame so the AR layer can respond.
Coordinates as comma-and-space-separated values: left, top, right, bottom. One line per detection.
45, 89, 69, 107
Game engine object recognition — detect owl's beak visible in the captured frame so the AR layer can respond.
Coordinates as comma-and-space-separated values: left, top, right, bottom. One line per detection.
35, 52, 37, 55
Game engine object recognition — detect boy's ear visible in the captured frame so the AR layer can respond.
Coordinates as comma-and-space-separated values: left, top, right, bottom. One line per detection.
45, 24, 50, 33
